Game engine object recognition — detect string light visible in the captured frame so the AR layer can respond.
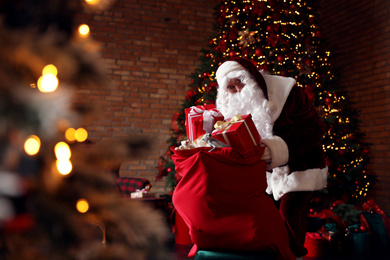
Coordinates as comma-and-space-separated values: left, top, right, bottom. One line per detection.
54, 142, 72, 175
37, 64, 59, 92
78, 24, 90, 37
76, 198, 89, 213
56, 159, 72, 175
75, 128, 88, 142
85, 0, 100, 5
24, 135, 41, 156
65, 128, 77, 142
55, 142, 71, 160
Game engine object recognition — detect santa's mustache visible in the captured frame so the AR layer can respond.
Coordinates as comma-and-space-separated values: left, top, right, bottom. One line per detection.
217, 81, 273, 139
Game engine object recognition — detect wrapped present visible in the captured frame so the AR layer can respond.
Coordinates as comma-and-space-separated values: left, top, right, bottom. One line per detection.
211, 114, 260, 153
130, 188, 155, 198
304, 232, 325, 257
346, 225, 370, 257
185, 104, 224, 142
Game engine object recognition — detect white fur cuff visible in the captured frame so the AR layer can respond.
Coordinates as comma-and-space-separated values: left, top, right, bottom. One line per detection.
266, 166, 329, 201
261, 135, 289, 170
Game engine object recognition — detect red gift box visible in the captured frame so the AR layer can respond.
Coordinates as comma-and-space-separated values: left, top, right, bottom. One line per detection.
185, 104, 224, 142
211, 114, 261, 153
304, 232, 325, 257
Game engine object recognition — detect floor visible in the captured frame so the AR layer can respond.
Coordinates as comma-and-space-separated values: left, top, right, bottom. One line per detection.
169, 242, 384, 260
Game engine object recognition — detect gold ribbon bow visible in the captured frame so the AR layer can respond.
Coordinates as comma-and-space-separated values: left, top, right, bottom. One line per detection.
214, 114, 242, 130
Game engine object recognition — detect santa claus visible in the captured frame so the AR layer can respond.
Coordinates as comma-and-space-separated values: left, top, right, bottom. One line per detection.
215, 57, 328, 258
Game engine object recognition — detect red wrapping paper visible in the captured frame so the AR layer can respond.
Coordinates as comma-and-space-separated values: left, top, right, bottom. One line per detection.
171, 146, 295, 260
185, 104, 224, 141
304, 232, 325, 257
211, 114, 261, 153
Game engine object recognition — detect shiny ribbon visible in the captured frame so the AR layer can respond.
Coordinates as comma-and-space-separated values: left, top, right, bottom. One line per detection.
214, 114, 242, 130
187, 106, 223, 140
214, 114, 257, 146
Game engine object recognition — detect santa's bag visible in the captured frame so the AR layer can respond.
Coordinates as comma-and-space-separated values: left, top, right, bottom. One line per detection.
171, 146, 295, 260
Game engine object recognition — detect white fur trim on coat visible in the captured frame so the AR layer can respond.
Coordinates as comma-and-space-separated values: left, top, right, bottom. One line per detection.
266, 166, 328, 201
260, 71, 296, 124
260, 135, 289, 170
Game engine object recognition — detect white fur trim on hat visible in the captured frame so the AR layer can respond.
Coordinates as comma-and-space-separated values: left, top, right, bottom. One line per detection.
260, 135, 289, 170
266, 166, 329, 201
216, 61, 246, 87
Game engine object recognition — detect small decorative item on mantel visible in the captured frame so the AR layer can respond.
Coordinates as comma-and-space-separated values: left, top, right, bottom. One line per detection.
130, 184, 155, 199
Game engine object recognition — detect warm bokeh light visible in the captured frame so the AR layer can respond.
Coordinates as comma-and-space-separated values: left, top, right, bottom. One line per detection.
76, 198, 89, 213
56, 159, 72, 175
78, 24, 90, 37
42, 64, 58, 76
24, 135, 41, 156
37, 74, 59, 92
75, 128, 88, 142
65, 128, 76, 142
54, 142, 71, 160
85, 0, 100, 4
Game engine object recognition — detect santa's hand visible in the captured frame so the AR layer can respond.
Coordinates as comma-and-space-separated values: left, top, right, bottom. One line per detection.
261, 145, 272, 162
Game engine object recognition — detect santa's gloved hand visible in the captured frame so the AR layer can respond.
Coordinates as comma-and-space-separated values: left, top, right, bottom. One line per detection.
260, 145, 272, 162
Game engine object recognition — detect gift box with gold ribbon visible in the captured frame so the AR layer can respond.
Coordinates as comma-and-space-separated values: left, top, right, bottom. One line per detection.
185, 104, 224, 142
211, 114, 261, 153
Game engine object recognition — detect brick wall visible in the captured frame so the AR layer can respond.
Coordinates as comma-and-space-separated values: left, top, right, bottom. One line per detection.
320, 0, 390, 211
74, 0, 390, 211
73, 0, 219, 194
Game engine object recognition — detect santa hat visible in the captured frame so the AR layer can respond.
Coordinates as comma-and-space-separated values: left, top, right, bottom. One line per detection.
216, 57, 268, 100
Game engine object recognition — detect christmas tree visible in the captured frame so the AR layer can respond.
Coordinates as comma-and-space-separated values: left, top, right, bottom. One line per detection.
157, 0, 375, 205
0, 0, 170, 259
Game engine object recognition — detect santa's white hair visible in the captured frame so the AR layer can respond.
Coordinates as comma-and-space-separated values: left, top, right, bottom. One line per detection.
216, 66, 273, 139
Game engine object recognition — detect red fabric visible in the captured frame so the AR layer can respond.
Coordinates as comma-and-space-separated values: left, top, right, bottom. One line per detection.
172, 146, 295, 260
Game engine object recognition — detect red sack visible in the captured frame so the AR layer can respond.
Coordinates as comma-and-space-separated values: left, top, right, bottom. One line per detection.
172, 146, 295, 260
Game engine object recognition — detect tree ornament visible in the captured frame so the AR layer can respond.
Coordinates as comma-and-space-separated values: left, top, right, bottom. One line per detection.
238, 28, 256, 46
255, 47, 263, 57
276, 54, 284, 62
229, 50, 236, 58
325, 97, 333, 106
244, 4, 251, 13
338, 149, 345, 155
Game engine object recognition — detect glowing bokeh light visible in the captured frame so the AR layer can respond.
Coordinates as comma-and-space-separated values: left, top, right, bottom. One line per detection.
78, 24, 90, 37
54, 142, 71, 160
75, 128, 88, 142
65, 128, 77, 142
24, 135, 41, 156
85, 0, 99, 4
37, 74, 59, 92
76, 198, 89, 213
42, 64, 58, 76
56, 159, 72, 175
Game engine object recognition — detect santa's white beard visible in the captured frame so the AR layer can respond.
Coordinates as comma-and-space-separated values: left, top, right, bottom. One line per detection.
216, 78, 273, 139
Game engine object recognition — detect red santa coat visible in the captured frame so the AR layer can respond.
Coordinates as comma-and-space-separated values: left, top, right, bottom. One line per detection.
258, 71, 328, 200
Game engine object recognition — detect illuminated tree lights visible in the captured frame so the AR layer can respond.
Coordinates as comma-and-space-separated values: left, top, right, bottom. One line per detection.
157, 0, 375, 204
